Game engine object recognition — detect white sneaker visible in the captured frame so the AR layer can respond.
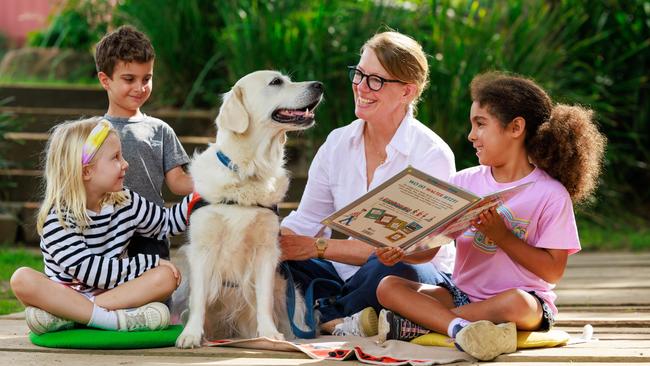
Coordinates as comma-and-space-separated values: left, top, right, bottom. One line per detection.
24, 306, 74, 335
332, 307, 378, 337
116, 302, 170, 332
454, 320, 517, 361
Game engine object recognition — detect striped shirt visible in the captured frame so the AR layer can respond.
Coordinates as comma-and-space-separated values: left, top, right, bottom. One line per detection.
40, 189, 191, 291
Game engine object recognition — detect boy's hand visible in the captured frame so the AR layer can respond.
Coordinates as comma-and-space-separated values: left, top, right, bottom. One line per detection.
376, 247, 405, 266
159, 259, 182, 286
471, 206, 511, 245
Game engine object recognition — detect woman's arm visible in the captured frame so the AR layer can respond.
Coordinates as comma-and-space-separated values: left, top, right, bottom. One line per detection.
279, 233, 374, 265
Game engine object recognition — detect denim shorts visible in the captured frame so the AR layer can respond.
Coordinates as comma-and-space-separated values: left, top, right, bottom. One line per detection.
439, 282, 555, 332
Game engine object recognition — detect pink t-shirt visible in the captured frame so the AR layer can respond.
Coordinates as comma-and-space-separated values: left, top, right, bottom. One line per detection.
449, 165, 580, 314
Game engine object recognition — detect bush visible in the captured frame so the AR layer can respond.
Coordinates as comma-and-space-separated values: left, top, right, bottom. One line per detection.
26, 0, 111, 51
23, 0, 650, 222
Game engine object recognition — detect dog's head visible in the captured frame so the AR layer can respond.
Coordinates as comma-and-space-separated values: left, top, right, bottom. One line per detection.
215, 70, 323, 136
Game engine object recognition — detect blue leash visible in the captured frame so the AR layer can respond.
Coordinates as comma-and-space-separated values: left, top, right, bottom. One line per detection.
280, 262, 341, 339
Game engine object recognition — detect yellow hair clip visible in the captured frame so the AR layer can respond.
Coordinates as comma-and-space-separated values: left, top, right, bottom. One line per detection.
82, 120, 112, 165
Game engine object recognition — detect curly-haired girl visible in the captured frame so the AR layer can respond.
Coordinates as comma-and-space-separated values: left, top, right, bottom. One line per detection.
374, 72, 606, 361
10, 118, 191, 335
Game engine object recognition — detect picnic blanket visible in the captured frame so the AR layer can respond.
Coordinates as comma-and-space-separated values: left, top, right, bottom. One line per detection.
207, 335, 473, 365
207, 328, 583, 365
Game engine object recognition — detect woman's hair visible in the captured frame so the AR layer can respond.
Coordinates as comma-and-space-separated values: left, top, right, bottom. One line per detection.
37, 117, 129, 235
361, 31, 429, 107
470, 71, 607, 204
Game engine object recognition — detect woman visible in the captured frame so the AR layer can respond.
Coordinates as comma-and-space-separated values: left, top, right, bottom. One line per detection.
280, 31, 456, 337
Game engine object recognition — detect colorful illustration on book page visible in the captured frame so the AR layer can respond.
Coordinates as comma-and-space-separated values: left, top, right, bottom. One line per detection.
323, 171, 476, 248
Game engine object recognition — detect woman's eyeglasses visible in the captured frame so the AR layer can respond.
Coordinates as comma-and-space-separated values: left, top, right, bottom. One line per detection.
347, 66, 405, 91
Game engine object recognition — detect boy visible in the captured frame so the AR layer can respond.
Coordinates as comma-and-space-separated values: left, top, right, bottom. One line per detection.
94, 25, 193, 259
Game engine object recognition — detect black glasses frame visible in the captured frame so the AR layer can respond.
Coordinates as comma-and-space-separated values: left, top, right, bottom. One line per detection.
347, 66, 405, 91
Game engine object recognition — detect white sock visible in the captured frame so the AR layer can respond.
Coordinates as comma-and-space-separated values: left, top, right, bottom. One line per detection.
447, 317, 470, 338
87, 304, 118, 330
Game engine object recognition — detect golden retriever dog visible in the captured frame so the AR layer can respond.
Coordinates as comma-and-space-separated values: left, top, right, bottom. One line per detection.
174, 71, 323, 348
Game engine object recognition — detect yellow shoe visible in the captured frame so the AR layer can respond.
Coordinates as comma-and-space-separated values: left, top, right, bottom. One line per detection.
332, 307, 378, 337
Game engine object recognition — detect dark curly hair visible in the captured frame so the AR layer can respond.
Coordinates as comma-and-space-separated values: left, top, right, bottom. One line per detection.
94, 25, 155, 77
470, 72, 607, 204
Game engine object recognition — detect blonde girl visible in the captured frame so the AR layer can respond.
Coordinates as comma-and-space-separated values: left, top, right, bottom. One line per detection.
374, 72, 606, 361
11, 117, 191, 334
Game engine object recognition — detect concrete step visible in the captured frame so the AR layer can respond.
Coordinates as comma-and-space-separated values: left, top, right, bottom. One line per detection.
1, 106, 217, 136
0, 168, 308, 201
0, 84, 107, 109
3, 131, 312, 170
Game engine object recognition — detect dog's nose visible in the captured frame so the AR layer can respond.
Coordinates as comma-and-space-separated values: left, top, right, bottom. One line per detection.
310, 82, 324, 91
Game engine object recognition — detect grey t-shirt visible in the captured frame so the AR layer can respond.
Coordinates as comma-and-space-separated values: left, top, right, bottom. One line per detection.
104, 114, 190, 207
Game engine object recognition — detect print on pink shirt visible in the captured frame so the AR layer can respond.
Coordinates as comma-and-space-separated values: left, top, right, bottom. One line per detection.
462, 205, 530, 254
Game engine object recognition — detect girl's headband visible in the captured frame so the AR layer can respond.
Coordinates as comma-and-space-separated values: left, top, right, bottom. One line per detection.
82, 120, 112, 165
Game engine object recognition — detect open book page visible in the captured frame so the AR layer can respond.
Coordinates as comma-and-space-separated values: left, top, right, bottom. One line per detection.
405, 181, 534, 253
321, 167, 480, 249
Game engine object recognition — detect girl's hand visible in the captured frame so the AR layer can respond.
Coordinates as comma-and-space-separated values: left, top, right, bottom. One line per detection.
471, 206, 511, 245
376, 247, 405, 266
159, 259, 182, 286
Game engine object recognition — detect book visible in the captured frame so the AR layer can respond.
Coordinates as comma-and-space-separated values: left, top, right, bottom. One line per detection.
321, 166, 533, 253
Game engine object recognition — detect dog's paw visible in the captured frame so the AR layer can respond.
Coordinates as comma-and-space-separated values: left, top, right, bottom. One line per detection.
176, 329, 203, 349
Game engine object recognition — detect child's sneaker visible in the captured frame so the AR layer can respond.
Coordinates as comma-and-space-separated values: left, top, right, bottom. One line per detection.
378, 309, 430, 342
454, 320, 516, 361
24, 306, 75, 335
116, 302, 170, 332
332, 307, 378, 337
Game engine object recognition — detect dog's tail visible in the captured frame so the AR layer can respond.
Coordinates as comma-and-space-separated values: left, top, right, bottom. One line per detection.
273, 272, 318, 339
170, 246, 191, 323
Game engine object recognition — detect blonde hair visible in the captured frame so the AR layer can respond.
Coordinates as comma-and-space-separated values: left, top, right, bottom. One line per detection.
361, 31, 430, 107
37, 117, 129, 235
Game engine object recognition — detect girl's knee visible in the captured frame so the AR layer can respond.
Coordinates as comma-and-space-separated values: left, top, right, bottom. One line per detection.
500, 289, 539, 321
377, 275, 405, 307
151, 266, 178, 293
10, 267, 39, 300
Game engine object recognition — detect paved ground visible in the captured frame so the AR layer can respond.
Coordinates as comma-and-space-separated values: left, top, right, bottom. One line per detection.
1, 252, 649, 365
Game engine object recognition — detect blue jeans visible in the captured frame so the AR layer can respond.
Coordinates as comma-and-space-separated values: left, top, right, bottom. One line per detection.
283, 254, 452, 323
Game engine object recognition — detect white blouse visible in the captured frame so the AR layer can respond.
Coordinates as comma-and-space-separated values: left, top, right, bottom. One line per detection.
282, 109, 457, 280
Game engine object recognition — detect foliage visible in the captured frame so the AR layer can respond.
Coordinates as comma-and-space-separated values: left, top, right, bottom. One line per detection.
576, 210, 650, 251
17, 0, 650, 228
0, 31, 9, 62
27, 0, 112, 51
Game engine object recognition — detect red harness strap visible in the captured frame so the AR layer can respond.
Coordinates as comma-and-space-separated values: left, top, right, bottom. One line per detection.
186, 192, 208, 225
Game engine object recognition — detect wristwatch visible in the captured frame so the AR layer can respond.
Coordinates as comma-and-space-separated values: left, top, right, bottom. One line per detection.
314, 238, 328, 259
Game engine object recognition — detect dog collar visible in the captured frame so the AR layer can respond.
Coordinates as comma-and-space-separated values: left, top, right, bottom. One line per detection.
216, 150, 239, 172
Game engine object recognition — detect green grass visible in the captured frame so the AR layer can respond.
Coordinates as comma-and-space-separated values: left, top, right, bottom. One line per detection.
577, 214, 650, 251
0, 245, 42, 315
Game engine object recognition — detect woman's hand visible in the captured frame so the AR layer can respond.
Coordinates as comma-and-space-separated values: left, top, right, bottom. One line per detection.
279, 234, 317, 261
471, 206, 511, 245
376, 247, 405, 266
159, 259, 182, 286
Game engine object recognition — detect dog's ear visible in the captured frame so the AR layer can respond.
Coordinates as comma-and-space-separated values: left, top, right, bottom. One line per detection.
216, 86, 250, 134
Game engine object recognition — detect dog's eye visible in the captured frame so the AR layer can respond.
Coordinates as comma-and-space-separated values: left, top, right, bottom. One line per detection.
269, 77, 284, 86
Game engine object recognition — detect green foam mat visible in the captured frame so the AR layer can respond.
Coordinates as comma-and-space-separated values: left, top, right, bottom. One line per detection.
29, 325, 183, 349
